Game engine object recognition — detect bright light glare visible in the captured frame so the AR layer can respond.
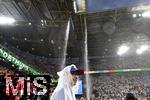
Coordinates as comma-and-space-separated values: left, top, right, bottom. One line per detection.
136, 45, 149, 54
136, 49, 142, 54
117, 45, 129, 56
28, 22, 31, 25
132, 14, 137, 18
0, 16, 15, 25
142, 11, 150, 17
139, 14, 142, 16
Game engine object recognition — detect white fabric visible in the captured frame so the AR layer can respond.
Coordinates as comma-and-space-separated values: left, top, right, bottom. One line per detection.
50, 64, 77, 100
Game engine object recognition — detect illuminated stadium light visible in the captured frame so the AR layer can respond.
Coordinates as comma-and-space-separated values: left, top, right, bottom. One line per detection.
136, 45, 149, 54
142, 11, 150, 17
117, 45, 129, 56
139, 14, 142, 16
132, 14, 137, 18
0, 16, 15, 25
28, 22, 31, 25
136, 49, 143, 54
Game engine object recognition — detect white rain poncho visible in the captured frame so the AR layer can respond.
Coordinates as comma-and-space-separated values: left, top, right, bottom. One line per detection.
50, 64, 77, 100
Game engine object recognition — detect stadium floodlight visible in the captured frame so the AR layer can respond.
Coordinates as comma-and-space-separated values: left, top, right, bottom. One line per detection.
0, 16, 15, 25
132, 14, 137, 18
136, 49, 144, 54
136, 45, 149, 54
117, 45, 129, 56
142, 11, 150, 17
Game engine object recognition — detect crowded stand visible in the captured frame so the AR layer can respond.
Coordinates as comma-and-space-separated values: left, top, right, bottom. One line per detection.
0, 0, 150, 100
0, 42, 150, 99
91, 72, 150, 100
0, 57, 150, 99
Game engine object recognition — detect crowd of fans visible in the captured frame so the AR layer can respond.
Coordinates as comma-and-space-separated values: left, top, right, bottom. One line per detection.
0, 43, 150, 99
90, 72, 150, 100
0, 64, 149, 100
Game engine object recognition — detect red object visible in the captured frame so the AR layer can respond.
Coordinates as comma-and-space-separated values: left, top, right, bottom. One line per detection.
107, 69, 114, 73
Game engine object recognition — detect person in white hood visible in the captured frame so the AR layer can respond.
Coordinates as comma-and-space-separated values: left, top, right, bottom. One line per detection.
50, 64, 83, 100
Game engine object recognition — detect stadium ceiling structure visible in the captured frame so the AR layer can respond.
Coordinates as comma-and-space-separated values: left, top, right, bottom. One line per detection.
0, 0, 150, 63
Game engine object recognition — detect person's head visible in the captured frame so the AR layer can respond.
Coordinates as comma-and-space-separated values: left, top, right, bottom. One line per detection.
70, 74, 78, 85
70, 64, 83, 85
125, 93, 137, 100
91, 90, 99, 100
57, 64, 83, 86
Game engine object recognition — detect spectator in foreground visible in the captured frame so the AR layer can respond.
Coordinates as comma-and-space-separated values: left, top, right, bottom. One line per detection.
50, 64, 83, 100
125, 93, 138, 100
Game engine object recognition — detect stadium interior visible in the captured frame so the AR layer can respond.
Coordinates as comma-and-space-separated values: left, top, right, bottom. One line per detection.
0, 0, 150, 99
